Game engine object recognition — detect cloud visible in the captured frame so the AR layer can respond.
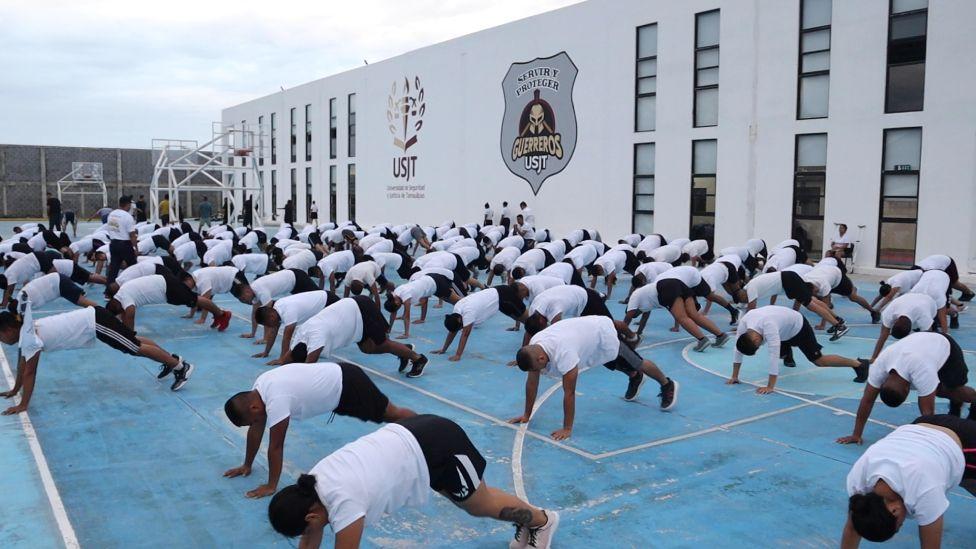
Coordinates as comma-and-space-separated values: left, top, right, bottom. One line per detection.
0, 0, 579, 148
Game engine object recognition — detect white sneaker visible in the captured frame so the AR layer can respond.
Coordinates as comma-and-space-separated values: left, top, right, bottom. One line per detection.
509, 523, 529, 549
527, 510, 560, 549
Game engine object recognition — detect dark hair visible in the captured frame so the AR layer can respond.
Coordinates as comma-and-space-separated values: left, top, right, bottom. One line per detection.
878, 282, 892, 298
524, 313, 547, 336
503, 201, 508, 206
890, 316, 912, 339
499, 298, 526, 319
106, 298, 124, 316
484, 202, 489, 209
291, 343, 308, 363
880, 383, 908, 408
383, 294, 399, 314
349, 280, 365, 295
254, 306, 276, 326
516, 347, 534, 372
511, 267, 526, 280
736, 334, 759, 356
268, 474, 321, 537
444, 313, 463, 333
632, 273, 646, 288
223, 391, 251, 427
0, 310, 23, 331
849, 492, 898, 542
492, 264, 506, 276
0, 274, 7, 290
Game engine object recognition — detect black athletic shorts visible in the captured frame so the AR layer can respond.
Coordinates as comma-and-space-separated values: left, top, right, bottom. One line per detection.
937, 334, 968, 389
333, 362, 389, 423
946, 259, 960, 285
581, 288, 612, 318
720, 261, 739, 285
581, 229, 591, 241
307, 232, 323, 247
781, 271, 813, 306
603, 340, 642, 374
540, 249, 556, 268
912, 415, 976, 480
57, 274, 85, 304
353, 295, 390, 346
94, 306, 141, 356
63, 212, 76, 224
831, 274, 855, 297
162, 271, 198, 307
692, 279, 712, 298
399, 414, 486, 503
34, 252, 54, 274
656, 278, 691, 310
428, 273, 456, 300
495, 284, 525, 319
68, 262, 92, 285
12, 242, 32, 255
780, 318, 822, 363
289, 268, 319, 294
151, 235, 170, 250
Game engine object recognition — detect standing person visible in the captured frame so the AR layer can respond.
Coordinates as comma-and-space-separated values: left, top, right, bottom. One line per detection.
105, 195, 138, 292
309, 201, 318, 223
284, 199, 295, 225
90, 206, 114, 224
46, 192, 62, 231
198, 195, 213, 231
159, 194, 171, 225
520, 201, 535, 227
243, 194, 254, 228
135, 195, 148, 222
483, 202, 493, 225
62, 208, 78, 237
500, 201, 512, 234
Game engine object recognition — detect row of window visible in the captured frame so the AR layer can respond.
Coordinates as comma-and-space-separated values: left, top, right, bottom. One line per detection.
260, 163, 356, 224
631, 127, 924, 269
253, 94, 357, 168
634, 1, 929, 130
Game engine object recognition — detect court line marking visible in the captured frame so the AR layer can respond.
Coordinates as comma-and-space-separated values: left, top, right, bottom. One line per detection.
0, 349, 81, 549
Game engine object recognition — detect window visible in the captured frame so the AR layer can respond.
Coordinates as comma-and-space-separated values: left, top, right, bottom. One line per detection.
270, 170, 278, 220
877, 127, 922, 268
290, 108, 297, 163
798, 0, 831, 119
290, 167, 297, 206
694, 10, 720, 128
305, 104, 312, 162
633, 143, 655, 232
329, 98, 337, 159
329, 165, 337, 223
305, 167, 313, 220
347, 94, 356, 158
690, 139, 717, 248
347, 164, 356, 221
258, 115, 265, 166
635, 23, 657, 132
885, 0, 927, 113
270, 113, 277, 165
792, 134, 828, 257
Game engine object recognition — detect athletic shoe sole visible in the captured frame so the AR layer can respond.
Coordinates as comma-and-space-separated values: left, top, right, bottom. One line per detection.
399, 344, 415, 373
624, 374, 646, 402
406, 356, 427, 378
829, 325, 849, 341
693, 339, 711, 352
660, 380, 679, 411
713, 333, 730, 348
529, 510, 560, 549
171, 363, 194, 391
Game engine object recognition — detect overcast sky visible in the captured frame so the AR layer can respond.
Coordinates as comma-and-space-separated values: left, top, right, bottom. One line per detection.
0, 0, 579, 149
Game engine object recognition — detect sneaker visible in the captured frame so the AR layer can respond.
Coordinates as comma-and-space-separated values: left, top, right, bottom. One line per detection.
210, 314, 221, 328
829, 324, 849, 342
399, 344, 415, 373
827, 317, 845, 334
713, 332, 730, 348
158, 355, 181, 379
526, 510, 560, 549
852, 359, 869, 383
729, 308, 739, 325
624, 372, 646, 402
950, 315, 960, 330
659, 378, 679, 411
406, 355, 428, 378
171, 361, 194, 391
624, 333, 642, 348
510, 523, 529, 549
214, 310, 232, 332
870, 310, 881, 324
692, 338, 711, 353
961, 291, 975, 303
783, 355, 797, 368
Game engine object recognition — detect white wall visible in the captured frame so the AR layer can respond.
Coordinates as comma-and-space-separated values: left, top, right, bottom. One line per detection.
223, 0, 976, 274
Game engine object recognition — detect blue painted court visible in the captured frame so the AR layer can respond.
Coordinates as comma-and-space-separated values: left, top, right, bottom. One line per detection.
0, 221, 974, 548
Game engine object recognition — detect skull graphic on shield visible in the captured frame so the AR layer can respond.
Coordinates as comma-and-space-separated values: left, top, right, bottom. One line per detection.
500, 51, 579, 195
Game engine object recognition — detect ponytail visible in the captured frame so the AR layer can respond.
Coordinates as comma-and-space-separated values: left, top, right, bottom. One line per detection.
268, 474, 321, 537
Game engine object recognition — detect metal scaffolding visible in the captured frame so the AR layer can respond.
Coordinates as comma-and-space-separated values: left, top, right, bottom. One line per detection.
149, 122, 265, 226
56, 162, 107, 208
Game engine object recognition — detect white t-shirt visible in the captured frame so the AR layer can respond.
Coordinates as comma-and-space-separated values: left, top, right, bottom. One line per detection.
917, 255, 951, 272
530, 285, 588, 321
21, 306, 97, 360
564, 245, 597, 269
21, 273, 63, 309
519, 275, 565, 303
657, 266, 702, 287
292, 298, 364, 355
733, 306, 806, 375
512, 249, 547, 275
700, 262, 731, 292
318, 250, 356, 277
452, 288, 499, 328
393, 277, 437, 304
886, 269, 924, 294
764, 248, 797, 272
192, 266, 239, 296
594, 249, 627, 276
5, 253, 42, 286
116, 260, 161, 286
881, 293, 937, 331
719, 247, 750, 262
627, 284, 660, 314
803, 265, 842, 297
634, 262, 671, 282
274, 290, 333, 326
282, 249, 317, 271
910, 270, 950, 308
682, 239, 709, 258
231, 253, 269, 275
490, 247, 521, 271
252, 362, 344, 428
116, 275, 168, 309
637, 234, 665, 252
847, 424, 963, 526
531, 316, 620, 377
345, 261, 381, 286
497, 235, 524, 250
371, 252, 402, 272
173, 241, 199, 262
51, 259, 76, 279
649, 244, 681, 264
251, 270, 297, 306
831, 231, 853, 246
105, 209, 136, 240
867, 332, 950, 397
746, 238, 766, 256
414, 251, 457, 272
745, 273, 784, 303
538, 262, 575, 284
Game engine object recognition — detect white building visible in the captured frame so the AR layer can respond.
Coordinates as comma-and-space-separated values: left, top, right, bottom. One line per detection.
222, 0, 976, 275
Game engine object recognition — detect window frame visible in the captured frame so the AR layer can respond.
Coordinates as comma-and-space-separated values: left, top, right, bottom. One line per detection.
884, 0, 928, 114
329, 98, 338, 159
796, 0, 831, 119
347, 94, 356, 158
270, 170, 278, 220
876, 126, 922, 269
689, 139, 718, 244
270, 113, 277, 165
329, 165, 337, 223
693, 9, 721, 128
305, 104, 312, 162
289, 107, 297, 163
305, 166, 312, 221
634, 23, 658, 133
258, 115, 265, 166
347, 163, 356, 221
632, 143, 655, 233
791, 133, 828, 257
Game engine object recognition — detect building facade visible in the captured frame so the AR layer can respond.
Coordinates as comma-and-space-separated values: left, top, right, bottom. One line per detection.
222, 0, 976, 275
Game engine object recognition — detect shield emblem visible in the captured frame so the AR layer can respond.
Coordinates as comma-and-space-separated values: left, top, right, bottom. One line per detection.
500, 51, 579, 195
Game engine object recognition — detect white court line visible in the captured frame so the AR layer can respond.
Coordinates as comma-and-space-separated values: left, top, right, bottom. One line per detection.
0, 350, 80, 549
511, 382, 563, 502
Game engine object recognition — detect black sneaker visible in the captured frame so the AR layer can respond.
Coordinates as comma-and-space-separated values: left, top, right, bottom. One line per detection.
158, 355, 182, 379
949, 400, 963, 417
961, 291, 975, 303
870, 310, 881, 324
399, 344, 415, 373
713, 332, 730, 348
950, 315, 960, 330
829, 324, 849, 342
827, 317, 845, 334
783, 355, 797, 368
171, 361, 194, 391
624, 372, 646, 402
406, 355, 428, 378
729, 308, 739, 325
659, 378, 679, 411
852, 359, 869, 383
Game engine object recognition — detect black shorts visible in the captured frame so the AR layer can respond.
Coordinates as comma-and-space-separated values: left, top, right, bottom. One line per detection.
603, 340, 642, 374
692, 279, 712, 298
68, 263, 92, 285
94, 306, 141, 356
333, 362, 389, 423
912, 415, 976, 480
656, 278, 691, 310
353, 295, 390, 346
57, 274, 85, 304
428, 273, 457, 300
540, 249, 556, 267
34, 252, 54, 273
581, 288, 612, 318
399, 414, 486, 502
831, 274, 855, 297
781, 318, 823, 363
12, 242, 32, 255
937, 334, 968, 389
162, 271, 198, 307
151, 235, 170, 250
581, 229, 591, 241
410, 226, 426, 242
307, 232, 323, 247
495, 284, 525, 319
720, 261, 739, 285
946, 259, 959, 285
781, 271, 813, 306
63, 212, 76, 224
289, 268, 319, 294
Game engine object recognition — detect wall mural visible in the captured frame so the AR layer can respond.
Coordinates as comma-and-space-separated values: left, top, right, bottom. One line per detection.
387, 76, 426, 199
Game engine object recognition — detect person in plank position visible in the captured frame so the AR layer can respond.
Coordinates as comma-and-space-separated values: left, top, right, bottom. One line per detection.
232, 268, 320, 340
0, 251, 58, 306
0, 304, 194, 413
222, 361, 417, 498
107, 271, 232, 331
12, 273, 99, 311
267, 414, 560, 549
837, 332, 976, 445
738, 270, 848, 340
253, 290, 340, 365
730, 305, 869, 394
869, 293, 938, 361
510, 316, 678, 440
384, 270, 463, 339
433, 285, 525, 362
841, 415, 976, 548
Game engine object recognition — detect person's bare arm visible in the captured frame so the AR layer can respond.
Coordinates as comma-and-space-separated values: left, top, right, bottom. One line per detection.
255, 323, 280, 359
306, 347, 323, 363
637, 311, 651, 335
918, 516, 944, 549
271, 324, 297, 365
510, 370, 540, 424
840, 516, 861, 549
449, 325, 473, 362
433, 329, 457, 355
917, 392, 936, 417
332, 517, 365, 549
2, 354, 40, 415
399, 300, 412, 338
247, 418, 288, 498
871, 327, 890, 361
837, 385, 880, 444
552, 367, 579, 440
242, 303, 258, 338
224, 418, 266, 481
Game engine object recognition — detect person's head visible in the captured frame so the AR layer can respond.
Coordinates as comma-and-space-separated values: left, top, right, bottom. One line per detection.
230, 274, 254, 303
524, 312, 549, 336
268, 474, 327, 537
586, 264, 605, 277
348, 280, 366, 295
119, 195, 132, 210
848, 490, 902, 542
510, 266, 526, 280
202, 196, 208, 202
164, 194, 169, 200
47, 192, 52, 197
484, 202, 490, 209
878, 282, 892, 298
223, 390, 266, 427
503, 201, 508, 207
0, 274, 8, 291
516, 214, 524, 224
890, 316, 913, 339
735, 330, 763, 356
631, 273, 647, 288
106, 298, 124, 316
879, 371, 910, 407
499, 298, 526, 320
0, 311, 24, 344
492, 264, 506, 277
520, 201, 527, 209
384, 293, 402, 314
516, 344, 549, 372
512, 282, 528, 300
254, 306, 281, 328
838, 223, 848, 235
444, 313, 463, 334
139, 195, 144, 199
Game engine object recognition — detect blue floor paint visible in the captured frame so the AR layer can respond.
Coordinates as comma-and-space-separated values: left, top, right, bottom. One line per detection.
0, 220, 974, 547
